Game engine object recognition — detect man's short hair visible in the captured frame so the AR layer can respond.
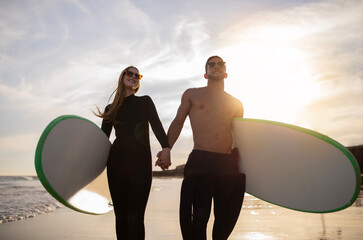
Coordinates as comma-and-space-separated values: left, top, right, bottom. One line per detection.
205, 56, 225, 73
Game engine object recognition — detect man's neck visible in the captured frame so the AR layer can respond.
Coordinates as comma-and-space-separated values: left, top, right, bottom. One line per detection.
207, 79, 224, 92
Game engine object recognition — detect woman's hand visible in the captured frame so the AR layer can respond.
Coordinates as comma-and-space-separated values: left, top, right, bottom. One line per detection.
155, 148, 171, 170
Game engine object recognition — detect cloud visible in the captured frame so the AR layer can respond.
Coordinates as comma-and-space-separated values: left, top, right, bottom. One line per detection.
298, 81, 363, 146
0, 133, 38, 175
0, 0, 213, 174
1, 0, 362, 174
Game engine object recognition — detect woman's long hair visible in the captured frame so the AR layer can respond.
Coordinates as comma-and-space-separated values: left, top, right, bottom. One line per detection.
94, 66, 140, 123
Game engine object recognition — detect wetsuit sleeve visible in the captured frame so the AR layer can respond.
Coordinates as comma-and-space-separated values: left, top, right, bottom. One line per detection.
101, 105, 112, 138
146, 96, 170, 148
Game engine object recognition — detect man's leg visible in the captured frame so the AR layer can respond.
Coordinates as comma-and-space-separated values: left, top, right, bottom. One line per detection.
212, 174, 246, 240
180, 174, 214, 240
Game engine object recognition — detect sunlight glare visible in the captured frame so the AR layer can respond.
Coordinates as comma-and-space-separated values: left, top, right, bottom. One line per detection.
69, 189, 113, 214
236, 232, 274, 240
220, 25, 321, 124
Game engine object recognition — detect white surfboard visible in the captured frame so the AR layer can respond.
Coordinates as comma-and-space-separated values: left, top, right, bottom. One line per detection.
232, 118, 361, 213
35, 115, 112, 214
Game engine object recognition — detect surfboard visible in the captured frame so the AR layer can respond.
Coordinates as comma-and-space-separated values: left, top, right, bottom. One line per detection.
35, 115, 112, 215
232, 118, 361, 213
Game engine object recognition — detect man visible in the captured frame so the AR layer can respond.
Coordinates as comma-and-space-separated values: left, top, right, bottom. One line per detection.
158, 56, 246, 239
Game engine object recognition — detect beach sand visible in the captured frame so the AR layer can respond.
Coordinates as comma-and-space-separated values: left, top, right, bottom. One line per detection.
1, 178, 362, 240
0, 207, 116, 240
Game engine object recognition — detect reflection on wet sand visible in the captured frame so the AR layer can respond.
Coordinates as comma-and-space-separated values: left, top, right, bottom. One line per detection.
231, 191, 363, 240
146, 178, 362, 240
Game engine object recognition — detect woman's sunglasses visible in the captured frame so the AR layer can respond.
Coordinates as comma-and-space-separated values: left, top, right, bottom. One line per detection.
207, 61, 226, 68
125, 71, 143, 80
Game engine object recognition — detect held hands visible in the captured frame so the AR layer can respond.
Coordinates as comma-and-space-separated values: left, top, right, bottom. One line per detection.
155, 148, 171, 171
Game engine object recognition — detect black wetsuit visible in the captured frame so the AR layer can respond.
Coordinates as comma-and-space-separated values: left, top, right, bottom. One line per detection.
180, 149, 246, 240
101, 94, 169, 240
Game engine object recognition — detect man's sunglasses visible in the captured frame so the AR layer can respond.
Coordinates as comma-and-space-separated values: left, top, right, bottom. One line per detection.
125, 71, 143, 80
207, 61, 226, 68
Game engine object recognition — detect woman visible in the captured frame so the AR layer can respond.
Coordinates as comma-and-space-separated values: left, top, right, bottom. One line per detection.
95, 66, 171, 239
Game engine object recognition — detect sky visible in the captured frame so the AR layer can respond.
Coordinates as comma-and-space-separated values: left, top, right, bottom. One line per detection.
0, 0, 362, 175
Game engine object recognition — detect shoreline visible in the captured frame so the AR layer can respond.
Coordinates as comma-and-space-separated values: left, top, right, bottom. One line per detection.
152, 165, 184, 177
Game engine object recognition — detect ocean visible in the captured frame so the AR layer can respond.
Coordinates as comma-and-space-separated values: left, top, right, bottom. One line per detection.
0, 176, 169, 224
0, 176, 62, 223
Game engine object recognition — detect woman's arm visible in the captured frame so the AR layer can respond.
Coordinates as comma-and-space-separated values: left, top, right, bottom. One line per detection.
146, 96, 171, 170
101, 105, 112, 138
146, 96, 170, 148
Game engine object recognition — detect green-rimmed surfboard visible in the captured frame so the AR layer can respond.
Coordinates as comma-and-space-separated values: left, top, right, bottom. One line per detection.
232, 118, 361, 213
35, 115, 112, 214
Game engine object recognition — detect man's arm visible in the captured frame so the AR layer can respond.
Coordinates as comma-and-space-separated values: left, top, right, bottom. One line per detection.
234, 98, 244, 118
167, 89, 192, 149
231, 98, 244, 151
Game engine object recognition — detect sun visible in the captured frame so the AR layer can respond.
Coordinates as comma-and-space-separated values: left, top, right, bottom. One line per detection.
219, 26, 321, 126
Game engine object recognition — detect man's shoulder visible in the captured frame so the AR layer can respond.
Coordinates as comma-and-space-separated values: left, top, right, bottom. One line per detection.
224, 92, 244, 117
183, 88, 209, 102
184, 87, 206, 95
224, 91, 241, 103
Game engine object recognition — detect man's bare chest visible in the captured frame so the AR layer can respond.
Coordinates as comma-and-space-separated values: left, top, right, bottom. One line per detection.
191, 98, 234, 117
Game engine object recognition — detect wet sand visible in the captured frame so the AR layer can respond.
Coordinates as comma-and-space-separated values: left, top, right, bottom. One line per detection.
0, 178, 362, 240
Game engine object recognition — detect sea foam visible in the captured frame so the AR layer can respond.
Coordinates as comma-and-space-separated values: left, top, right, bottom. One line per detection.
0, 176, 62, 224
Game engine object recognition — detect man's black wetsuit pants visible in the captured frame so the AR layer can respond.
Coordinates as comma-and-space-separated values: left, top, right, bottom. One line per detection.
180, 150, 246, 240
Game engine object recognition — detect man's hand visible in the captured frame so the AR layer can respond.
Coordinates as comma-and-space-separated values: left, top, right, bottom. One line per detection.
155, 148, 171, 170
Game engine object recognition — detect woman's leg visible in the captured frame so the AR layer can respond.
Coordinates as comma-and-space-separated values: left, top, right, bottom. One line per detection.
127, 172, 152, 240
107, 169, 129, 240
